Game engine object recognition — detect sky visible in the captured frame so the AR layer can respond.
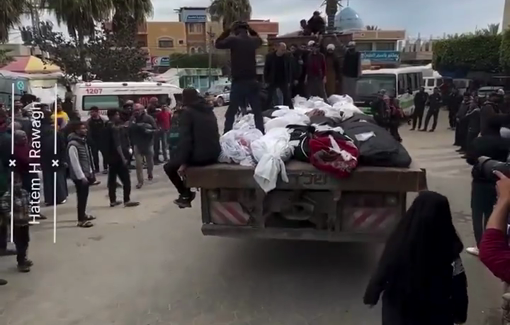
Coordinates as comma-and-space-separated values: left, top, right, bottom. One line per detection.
8, 0, 507, 43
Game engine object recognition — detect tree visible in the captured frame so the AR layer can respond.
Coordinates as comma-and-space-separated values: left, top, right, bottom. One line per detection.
24, 21, 147, 82
482, 23, 500, 36
323, 0, 342, 32
500, 29, 510, 73
0, 0, 29, 42
111, 0, 153, 36
0, 49, 14, 68
87, 25, 148, 81
432, 33, 502, 74
366, 25, 379, 30
209, 0, 252, 31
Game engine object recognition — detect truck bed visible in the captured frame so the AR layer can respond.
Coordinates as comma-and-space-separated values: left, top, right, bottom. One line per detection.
186, 161, 427, 192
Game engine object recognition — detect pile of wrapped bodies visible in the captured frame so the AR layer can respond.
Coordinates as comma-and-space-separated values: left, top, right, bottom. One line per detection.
218, 95, 411, 193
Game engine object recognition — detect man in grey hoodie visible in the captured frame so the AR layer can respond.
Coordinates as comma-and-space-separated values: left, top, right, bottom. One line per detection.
67, 122, 96, 228
129, 103, 157, 189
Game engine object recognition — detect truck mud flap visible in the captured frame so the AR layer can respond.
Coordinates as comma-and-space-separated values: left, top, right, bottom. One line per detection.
201, 224, 390, 242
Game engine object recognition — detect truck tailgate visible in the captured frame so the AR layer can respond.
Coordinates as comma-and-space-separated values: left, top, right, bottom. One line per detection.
185, 161, 427, 192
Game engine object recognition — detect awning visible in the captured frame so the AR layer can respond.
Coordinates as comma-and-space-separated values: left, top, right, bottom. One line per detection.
2, 56, 61, 74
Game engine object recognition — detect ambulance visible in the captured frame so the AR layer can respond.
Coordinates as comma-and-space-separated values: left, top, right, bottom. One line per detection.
73, 81, 183, 119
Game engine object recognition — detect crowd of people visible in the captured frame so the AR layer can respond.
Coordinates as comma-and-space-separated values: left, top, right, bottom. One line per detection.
0, 87, 222, 283
216, 20, 360, 135
2, 17, 510, 325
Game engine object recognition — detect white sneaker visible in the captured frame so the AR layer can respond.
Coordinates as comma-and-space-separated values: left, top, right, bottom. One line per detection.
466, 247, 479, 256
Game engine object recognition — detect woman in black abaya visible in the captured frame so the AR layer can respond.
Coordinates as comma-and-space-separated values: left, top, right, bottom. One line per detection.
41, 110, 68, 206
363, 191, 468, 325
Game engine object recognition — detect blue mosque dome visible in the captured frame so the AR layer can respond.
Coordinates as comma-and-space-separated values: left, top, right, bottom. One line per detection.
334, 7, 364, 31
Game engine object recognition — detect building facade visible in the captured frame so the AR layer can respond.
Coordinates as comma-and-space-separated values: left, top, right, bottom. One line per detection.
504, 0, 510, 31
176, 7, 208, 54
146, 22, 187, 57
399, 37, 435, 65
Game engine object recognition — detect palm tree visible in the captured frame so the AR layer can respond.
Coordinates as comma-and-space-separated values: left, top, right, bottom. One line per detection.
485, 23, 500, 35
41, 0, 112, 42
323, 0, 342, 32
111, 0, 153, 37
0, 0, 29, 43
366, 25, 379, 30
209, 0, 252, 31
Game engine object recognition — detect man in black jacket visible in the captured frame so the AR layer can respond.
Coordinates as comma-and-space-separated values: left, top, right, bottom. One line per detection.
447, 88, 463, 130
215, 21, 264, 134
86, 107, 108, 174
421, 87, 442, 132
104, 109, 139, 208
289, 44, 304, 98
465, 116, 510, 255
411, 87, 428, 131
163, 89, 221, 208
264, 42, 294, 109
480, 92, 501, 136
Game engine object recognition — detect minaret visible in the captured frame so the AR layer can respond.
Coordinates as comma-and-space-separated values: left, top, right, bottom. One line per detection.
503, 0, 510, 31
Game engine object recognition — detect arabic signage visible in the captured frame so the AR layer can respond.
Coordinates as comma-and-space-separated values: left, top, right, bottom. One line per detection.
181, 9, 207, 23
151, 56, 170, 67
360, 51, 400, 63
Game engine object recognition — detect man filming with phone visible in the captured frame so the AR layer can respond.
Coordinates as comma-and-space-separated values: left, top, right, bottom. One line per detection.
215, 21, 265, 134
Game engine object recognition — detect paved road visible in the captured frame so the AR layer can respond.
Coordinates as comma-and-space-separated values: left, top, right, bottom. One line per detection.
0, 109, 503, 325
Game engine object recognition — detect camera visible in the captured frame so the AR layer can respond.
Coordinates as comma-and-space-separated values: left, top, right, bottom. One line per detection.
476, 156, 510, 181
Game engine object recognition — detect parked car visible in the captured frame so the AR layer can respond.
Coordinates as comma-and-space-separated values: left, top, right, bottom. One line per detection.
214, 92, 230, 106
477, 86, 504, 100
206, 83, 231, 107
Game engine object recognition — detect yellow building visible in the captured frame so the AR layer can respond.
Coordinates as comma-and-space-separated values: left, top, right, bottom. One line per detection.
146, 22, 188, 56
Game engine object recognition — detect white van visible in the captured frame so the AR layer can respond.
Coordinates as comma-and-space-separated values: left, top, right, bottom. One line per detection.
356, 66, 425, 116
73, 81, 183, 119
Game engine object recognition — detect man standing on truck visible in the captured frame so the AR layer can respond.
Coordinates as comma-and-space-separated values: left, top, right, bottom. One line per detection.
163, 89, 221, 208
305, 42, 327, 101
264, 42, 294, 109
215, 21, 264, 134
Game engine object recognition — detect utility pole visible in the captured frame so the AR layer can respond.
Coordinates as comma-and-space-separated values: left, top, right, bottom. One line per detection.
207, 25, 215, 88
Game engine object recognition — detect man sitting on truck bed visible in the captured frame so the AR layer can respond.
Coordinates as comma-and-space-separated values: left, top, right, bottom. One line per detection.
163, 88, 221, 208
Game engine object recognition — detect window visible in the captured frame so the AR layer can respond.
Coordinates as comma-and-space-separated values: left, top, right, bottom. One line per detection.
137, 40, 147, 47
375, 42, 395, 51
188, 23, 203, 34
190, 47, 196, 54
355, 42, 372, 51
178, 39, 184, 45
83, 96, 120, 110
158, 38, 174, 48
426, 79, 434, 87
197, 47, 203, 53
355, 74, 396, 97
406, 74, 415, 92
82, 94, 169, 111
398, 74, 406, 94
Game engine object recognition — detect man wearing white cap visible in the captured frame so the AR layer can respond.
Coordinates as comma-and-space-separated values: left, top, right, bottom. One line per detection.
324, 43, 341, 96
342, 41, 361, 98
